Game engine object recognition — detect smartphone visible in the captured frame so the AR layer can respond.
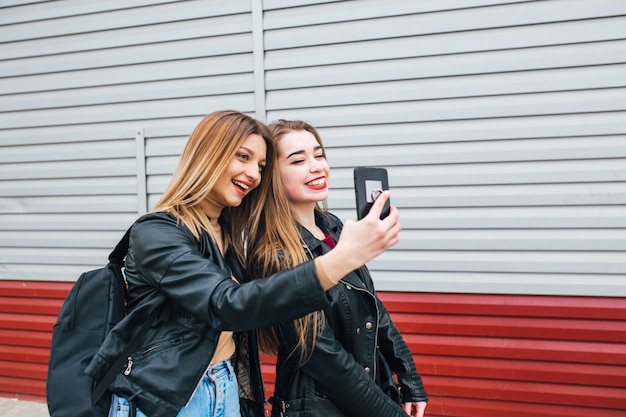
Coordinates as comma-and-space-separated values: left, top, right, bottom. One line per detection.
354, 167, 390, 220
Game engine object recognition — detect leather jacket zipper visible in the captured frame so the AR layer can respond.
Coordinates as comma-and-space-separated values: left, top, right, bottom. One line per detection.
339, 279, 380, 379
123, 338, 182, 376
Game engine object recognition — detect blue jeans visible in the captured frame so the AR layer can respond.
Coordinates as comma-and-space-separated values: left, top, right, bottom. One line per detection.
109, 360, 241, 417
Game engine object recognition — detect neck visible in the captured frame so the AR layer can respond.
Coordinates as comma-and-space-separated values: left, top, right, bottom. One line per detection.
210, 217, 226, 255
292, 203, 324, 240
199, 200, 222, 224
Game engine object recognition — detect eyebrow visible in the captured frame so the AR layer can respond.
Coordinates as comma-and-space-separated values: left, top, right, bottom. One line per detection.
240, 146, 266, 164
286, 145, 323, 159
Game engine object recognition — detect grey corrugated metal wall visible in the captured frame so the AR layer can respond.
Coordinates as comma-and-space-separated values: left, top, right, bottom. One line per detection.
1, 0, 625, 296
0, 0, 261, 281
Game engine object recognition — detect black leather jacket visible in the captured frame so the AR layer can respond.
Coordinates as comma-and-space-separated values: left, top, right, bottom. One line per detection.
85, 212, 330, 417
270, 212, 427, 417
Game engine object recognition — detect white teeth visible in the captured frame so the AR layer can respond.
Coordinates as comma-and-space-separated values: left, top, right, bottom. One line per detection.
233, 180, 249, 190
306, 178, 325, 186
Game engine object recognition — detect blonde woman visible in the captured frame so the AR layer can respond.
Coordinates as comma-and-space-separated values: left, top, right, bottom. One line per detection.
84, 111, 400, 417
247, 120, 427, 417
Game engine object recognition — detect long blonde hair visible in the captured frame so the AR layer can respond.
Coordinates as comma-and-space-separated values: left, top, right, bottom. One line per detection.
246, 119, 328, 364
152, 110, 274, 263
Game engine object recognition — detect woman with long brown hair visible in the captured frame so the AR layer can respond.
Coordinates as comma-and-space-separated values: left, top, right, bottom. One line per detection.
247, 119, 427, 417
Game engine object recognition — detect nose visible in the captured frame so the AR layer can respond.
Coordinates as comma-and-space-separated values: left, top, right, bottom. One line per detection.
309, 156, 323, 172
246, 163, 261, 184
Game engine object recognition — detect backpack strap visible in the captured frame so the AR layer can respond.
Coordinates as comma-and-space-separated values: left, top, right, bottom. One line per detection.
108, 227, 131, 265
92, 225, 161, 406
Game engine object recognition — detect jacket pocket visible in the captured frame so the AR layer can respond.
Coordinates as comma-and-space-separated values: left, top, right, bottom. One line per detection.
125, 335, 184, 376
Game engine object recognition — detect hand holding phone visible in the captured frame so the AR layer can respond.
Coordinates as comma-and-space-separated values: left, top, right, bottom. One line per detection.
354, 167, 390, 220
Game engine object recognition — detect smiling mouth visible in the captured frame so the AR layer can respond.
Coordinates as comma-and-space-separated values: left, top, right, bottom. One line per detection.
233, 180, 250, 193
306, 178, 326, 188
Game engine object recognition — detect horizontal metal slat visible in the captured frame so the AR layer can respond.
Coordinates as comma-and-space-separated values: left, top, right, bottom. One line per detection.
0, 124, 136, 147
147, 155, 184, 176
0, 54, 253, 96
392, 313, 626, 342
397, 159, 626, 186
0, 160, 136, 183
0, 213, 136, 231
377, 292, 626, 319
1, 73, 255, 113
0, 195, 138, 214
266, 40, 626, 89
268, 87, 626, 125
0, 296, 62, 315
425, 395, 626, 417
0, 34, 253, 78
0, 376, 45, 397
0, 230, 127, 249
1, 247, 118, 266
373, 270, 626, 297
332, 206, 626, 229
424, 375, 626, 410
0, 345, 49, 364
144, 136, 187, 158
395, 229, 626, 251
328, 136, 626, 167
0, 313, 55, 332
414, 354, 626, 387
0, 264, 103, 282
0, 360, 47, 380
384, 206, 626, 230
264, 0, 529, 27
1, 177, 138, 197
371, 250, 625, 274
1, 2, 251, 44
265, 18, 626, 68
268, 65, 626, 109
406, 334, 626, 365
0, 0, 176, 25
317, 112, 626, 146
0, 280, 72, 298
264, 0, 626, 49
0, 330, 50, 348
0, 93, 256, 129
331, 182, 626, 208
0, 139, 136, 164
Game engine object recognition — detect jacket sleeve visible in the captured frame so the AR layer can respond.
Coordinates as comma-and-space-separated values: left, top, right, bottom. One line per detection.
376, 297, 428, 403
276, 316, 409, 417
129, 216, 329, 331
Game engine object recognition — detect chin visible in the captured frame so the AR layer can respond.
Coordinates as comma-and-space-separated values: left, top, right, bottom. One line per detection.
229, 199, 244, 207
314, 191, 329, 201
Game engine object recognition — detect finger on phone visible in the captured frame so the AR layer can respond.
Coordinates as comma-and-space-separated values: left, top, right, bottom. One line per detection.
365, 190, 389, 219
382, 205, 399, 226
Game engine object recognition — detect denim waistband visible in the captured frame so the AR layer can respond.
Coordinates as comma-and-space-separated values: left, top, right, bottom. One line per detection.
205, 359, 233, 380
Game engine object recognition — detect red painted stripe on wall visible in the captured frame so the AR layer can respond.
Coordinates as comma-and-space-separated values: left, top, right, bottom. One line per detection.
0, 281, 70, 401
0, 280, 624, 416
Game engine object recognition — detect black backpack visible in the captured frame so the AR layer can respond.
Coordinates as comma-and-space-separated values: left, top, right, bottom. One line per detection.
46, 228, 158, 417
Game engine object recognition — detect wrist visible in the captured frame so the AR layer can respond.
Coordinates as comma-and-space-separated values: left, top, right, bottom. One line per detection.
314, 257, 337, 290
315, 249, 355, 289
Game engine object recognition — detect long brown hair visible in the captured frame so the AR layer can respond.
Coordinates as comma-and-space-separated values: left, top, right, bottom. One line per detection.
246, 119, 328, 363
152, 110, 274, 263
